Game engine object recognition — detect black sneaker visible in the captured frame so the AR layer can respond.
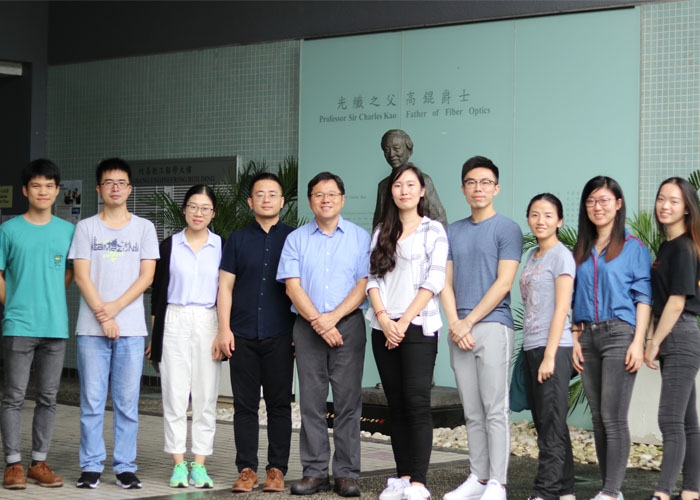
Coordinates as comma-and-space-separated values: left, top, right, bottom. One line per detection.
116, 471, 142, 489
76, 471, 101, 489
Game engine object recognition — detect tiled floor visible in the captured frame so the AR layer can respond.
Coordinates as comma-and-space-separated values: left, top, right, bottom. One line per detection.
7, 401, 467, 500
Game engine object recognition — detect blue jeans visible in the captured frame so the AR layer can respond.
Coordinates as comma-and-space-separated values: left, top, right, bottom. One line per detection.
77, 335, 144, 474
580, 319, 637, 497
1, 336, 66, 464
656, 313, 700, 495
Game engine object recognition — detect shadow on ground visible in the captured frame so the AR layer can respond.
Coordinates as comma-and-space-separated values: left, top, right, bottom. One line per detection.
138, 456, 660, 500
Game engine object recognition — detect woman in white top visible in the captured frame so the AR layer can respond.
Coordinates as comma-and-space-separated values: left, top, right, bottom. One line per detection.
148, 184, 222, 489
366, 164, 448, 500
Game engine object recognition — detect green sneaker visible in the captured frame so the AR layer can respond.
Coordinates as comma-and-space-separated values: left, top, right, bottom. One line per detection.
169, 461, 189, 488
189, 462, 213, 489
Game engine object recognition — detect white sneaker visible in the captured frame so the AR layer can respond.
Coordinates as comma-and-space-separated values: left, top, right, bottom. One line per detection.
480, 480, 506, 500
589, 493, 621, 500
443, 474, 486, 500
404, 484, 431, 500
379, 478, 411, 500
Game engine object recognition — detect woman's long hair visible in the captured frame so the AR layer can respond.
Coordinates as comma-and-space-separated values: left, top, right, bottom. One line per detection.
370, 164, 425, 278
654, 177, 700, 256
573, 176, 626, 266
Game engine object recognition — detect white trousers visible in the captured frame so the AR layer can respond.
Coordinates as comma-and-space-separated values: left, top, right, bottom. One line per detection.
160, 304, 220, 456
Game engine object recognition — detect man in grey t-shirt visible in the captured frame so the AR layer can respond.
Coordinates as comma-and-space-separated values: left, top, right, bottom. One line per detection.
441, 156, 522, 500
69, 158, 159, 490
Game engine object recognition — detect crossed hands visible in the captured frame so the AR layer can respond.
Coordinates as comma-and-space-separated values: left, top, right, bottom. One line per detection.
93, 302, 120, 339
377, 315, 408, 349
449, 318, 476, 351
310, 312, 343, 347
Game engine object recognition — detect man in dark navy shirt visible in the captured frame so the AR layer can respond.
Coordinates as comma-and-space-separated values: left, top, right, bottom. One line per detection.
213, 173, 295, 494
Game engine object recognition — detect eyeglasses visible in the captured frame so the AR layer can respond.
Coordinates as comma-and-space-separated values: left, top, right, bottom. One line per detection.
311, 192, 342, 200
253, 191, 281, 200
463, 178, 496, 188
101, 179, 130, 189
585, 197, 613, 208
185, 204, 214, 216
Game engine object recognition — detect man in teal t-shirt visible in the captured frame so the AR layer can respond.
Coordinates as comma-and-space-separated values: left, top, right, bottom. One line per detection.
0, 159, 75, 490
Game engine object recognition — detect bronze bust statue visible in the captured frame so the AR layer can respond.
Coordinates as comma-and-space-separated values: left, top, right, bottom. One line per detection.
373, 129, 447, 229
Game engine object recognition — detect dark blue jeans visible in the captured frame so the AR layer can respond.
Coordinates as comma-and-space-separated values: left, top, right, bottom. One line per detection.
372, 325, 437, 485
524, 346, 575, 500
230, 334, 294, 474
580, 318, 637, 497
656, 313, 700, 495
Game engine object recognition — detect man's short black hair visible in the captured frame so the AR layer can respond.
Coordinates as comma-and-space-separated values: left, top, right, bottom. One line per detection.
461, 156, 499, 184
96, 157, 132, 185
248, 172, 284, 196
22, 159, 61, 187
307, 172, 345, 198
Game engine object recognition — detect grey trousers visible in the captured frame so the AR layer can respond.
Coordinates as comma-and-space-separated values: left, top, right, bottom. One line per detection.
1, 336, 66, 464
580, 319, 636, 497
449, 322, 514, 484
293, 310, 366, 479
656, 313, 700, 495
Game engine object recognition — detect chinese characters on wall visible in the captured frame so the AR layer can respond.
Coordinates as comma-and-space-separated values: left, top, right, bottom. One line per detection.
319, 88, 490, 124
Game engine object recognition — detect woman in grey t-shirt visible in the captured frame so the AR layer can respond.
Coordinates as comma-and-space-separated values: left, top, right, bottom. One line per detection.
519, 193, 576, 500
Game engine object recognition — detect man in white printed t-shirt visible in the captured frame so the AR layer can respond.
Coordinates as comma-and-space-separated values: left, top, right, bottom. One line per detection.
68, 158, 159, 491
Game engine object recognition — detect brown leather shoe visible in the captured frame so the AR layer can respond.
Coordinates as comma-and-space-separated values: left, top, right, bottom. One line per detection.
334, 477, 361, 497
290, 476, 331, 495
232, 468, 258, 493
27, 461, 63, 488
3, 464, 26, 490
262, 467, 285, 492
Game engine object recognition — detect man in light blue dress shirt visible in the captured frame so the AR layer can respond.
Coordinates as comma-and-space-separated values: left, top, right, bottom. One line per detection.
277, 172, 370, 497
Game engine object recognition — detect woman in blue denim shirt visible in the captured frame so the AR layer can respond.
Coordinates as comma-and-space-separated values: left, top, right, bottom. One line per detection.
571, 176, 652, 500
644, 177, 700, 500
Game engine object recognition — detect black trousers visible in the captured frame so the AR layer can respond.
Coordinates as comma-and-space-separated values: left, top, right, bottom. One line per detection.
372, 325, 437, 485
524, 346, 575, 500
229, 334, 294, 474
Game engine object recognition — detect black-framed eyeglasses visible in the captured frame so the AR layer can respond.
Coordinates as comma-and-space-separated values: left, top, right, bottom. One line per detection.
585, 197, 613, 208
462, 178, 496, 188
101, 179, 130, 189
